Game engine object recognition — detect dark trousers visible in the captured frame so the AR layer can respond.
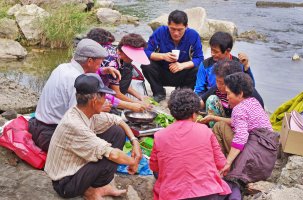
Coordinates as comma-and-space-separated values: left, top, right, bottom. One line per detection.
52, 125, 126, 198
28, 117, 57, 152
141, 61, 198, 96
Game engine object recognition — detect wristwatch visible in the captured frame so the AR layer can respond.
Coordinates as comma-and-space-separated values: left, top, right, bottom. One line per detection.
130, 136, 139, 143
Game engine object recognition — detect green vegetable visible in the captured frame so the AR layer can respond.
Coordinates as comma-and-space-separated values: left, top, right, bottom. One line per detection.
149, 97, 159, 106
154, 113, 175, 127
196, 115, 204, 122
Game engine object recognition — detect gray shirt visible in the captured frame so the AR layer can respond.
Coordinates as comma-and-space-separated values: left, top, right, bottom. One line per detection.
35, 59, 84, 124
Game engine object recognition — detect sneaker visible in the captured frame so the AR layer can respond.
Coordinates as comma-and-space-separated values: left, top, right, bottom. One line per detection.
153, 94, 166, 103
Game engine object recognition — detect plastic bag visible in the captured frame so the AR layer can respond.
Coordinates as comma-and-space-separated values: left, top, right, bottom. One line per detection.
0, 116, 47, 169
117, 152, 153, 175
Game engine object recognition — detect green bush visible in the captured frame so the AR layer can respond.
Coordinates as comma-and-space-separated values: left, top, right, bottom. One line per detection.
41, 4, 90, 48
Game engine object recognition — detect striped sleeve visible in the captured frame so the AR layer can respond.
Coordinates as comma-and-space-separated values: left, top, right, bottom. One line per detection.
231, 107, 249, 151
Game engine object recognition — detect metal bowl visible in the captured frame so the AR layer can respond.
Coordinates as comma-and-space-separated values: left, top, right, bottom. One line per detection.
124, 111, 157, 124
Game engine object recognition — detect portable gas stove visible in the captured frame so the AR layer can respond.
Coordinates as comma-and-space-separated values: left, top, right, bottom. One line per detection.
127, 121, 163, 137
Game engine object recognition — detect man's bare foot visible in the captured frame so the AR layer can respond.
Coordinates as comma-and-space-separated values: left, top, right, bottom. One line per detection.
96, 184, 126, 197
84, 184, 126, 200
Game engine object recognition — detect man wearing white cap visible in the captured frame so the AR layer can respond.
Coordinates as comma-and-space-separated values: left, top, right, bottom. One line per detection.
29, 38, 120, 152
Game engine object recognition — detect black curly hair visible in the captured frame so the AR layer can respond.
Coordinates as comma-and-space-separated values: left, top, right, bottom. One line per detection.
168, 88, 201, 120
213, 59, 242, 78
87, 28, 115, 45
224, 72, 253, 98
117, 33, 147, 51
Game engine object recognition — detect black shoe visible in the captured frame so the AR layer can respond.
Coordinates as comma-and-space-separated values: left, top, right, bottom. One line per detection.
153, 94, 166, 103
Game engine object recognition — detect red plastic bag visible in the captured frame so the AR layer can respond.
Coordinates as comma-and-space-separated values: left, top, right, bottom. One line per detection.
0, 116, 47, 169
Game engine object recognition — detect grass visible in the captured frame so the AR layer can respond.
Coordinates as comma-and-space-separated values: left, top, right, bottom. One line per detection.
40, 4, 91, 48
0, 1, 11, 19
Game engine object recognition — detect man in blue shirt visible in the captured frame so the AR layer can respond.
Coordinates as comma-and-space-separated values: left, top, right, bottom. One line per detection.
194, 31, 255, 97
143, 10, 204, 102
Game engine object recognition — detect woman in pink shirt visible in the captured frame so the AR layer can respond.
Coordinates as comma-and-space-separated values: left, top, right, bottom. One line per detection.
149, 89, 231, 200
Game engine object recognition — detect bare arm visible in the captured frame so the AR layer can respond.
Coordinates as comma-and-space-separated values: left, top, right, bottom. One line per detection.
110, 84, 137, 103
127, 87, 143, 101
220, 147, 241, 176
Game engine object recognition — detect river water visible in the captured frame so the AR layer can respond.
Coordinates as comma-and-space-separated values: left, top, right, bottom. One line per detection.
0, 0, 302, 112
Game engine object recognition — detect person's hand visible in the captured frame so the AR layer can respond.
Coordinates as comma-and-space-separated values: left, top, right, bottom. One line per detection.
238, 52, 250, 71
101, 100, 112, 112
128, 162, 139, 175
169, 62, 184, 73
219, 162, 232, 177
130, 102, 147, 112
163, 52, 178, 63
198, 114, 214, 124
103, 67, 121, 81
131, 140, 142, 164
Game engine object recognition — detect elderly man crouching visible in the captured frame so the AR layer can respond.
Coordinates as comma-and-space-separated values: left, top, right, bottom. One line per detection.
45, 73, 142, 199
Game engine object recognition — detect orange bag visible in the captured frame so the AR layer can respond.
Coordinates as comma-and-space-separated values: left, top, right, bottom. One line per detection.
0, 116, 47, 169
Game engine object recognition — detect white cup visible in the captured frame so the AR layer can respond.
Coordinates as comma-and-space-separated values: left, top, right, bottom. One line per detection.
172, 49, 180, 60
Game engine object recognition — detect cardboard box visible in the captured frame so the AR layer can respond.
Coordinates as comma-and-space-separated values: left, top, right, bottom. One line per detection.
280, 113, 303, 156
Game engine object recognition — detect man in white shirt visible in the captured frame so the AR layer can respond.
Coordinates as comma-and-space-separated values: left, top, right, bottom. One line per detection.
29, 38, 119, 151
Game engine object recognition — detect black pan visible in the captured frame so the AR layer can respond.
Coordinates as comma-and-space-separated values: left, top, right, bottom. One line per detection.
124, 111, 157, 123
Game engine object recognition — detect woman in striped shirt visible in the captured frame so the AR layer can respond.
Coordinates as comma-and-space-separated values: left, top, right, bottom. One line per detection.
200, 60, 264, 127
212, 72, 273, 172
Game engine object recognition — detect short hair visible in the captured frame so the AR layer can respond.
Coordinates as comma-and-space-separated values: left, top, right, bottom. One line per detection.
210, 32, 233, 53
224, 72, 253, 98
117, 33, 147, 51
213, 59, 242, 78
168, 10, 188, 26
168, 88, 200, 120
87, 28, 115, 45
73, 54, 89, 65
76, 92, 104, 106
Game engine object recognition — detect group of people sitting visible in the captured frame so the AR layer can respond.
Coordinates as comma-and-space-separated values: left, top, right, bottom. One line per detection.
27, 9, 279, 200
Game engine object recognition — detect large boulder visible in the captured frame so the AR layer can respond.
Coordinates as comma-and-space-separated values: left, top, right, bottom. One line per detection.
7, 4, 22, 16
95, 0, 114, 8
148, 7, 237, 41
0, 18, 20, 40
278, 156, 303, 187
0, 76, 38, 114
14, 4, 49, 45
96, 8, 122, 24
205, 19, 238, 40
0, 39, 27, 59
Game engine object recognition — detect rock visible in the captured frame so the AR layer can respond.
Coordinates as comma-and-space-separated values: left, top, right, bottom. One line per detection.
7, 4, 22, 16
120, 15, 140, 25
0, 76, 38, 114
1, 109, 18, 120
258, 185, 303, 200
206, 19, 238, 40
0, 116, 7, 127
256, 1, 303, 8
247, 181, 276, 194
278, 155, 303, 187
148, 7, 237, 40
0, 18, 19, 40
148, 14, 168, 31
96, 0, 114, 8
15, 4, 50, 45
0, 39, 27, 59
126, 185, 140, 200
96, 8, 122, 24
292, 53, 301, 61
237, 30, 267, 42
184, 7, 207, 39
